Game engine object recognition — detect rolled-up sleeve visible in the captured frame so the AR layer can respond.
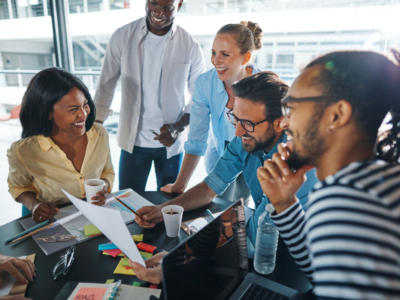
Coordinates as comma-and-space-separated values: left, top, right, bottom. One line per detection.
7, 144, 38, 201
183, 41, 206, 114
203, 137, 244, 195
93, 29, 123, 122
101, 152, 115, 193
184, 76, 211, 156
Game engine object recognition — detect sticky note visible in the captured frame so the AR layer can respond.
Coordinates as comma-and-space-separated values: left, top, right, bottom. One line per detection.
132, 234, 143, 242
103, 251, 125, 257
113, 258, 136, 276
73, 287, 107, 300
125, 266, 131, 270
132, 282, 141, 286
120, 257, 130, 267
84, 224, 101, 236
103, 249, 123, 257
149, 285, 158, 289
106, 279, 114, 284
140, 252, 153, 260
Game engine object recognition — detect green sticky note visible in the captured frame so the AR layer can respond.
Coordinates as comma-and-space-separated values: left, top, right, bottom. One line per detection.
106, 279, 114, 284
120, 257, 130, 267
84, 224, 101, 236
133, 282, 141, 287
140, 251, 153, 260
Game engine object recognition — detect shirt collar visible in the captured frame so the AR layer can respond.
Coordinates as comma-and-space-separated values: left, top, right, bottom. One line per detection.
251, 132, 287, 159
216, 65, 258, 94
37, 126, 99, 152
141, 16, 177, 38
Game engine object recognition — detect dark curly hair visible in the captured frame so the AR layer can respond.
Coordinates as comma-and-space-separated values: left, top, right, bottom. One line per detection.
305, 49, 400, 163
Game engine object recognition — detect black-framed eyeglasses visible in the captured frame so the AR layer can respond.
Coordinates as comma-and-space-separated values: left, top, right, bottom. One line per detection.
227, 111, 269, 133
53, 246, 75, 280
281, 96, 337, 118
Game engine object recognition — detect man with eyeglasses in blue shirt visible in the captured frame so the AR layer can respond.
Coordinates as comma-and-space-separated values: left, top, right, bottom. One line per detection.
135, 71, 318, 250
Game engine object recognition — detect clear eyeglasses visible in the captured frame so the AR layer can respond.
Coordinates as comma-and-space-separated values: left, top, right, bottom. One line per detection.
53, 246, 76, 280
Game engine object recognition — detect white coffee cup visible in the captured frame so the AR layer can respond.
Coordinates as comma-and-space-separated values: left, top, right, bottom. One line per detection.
84, 179, 105, 204
162, 205, 184, 238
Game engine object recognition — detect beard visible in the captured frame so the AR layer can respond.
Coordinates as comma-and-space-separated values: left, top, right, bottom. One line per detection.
242, 127, 277, 153
286, 115, 326, 171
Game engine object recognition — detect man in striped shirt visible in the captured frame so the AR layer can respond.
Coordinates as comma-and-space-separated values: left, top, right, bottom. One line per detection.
257, 50, 400, 299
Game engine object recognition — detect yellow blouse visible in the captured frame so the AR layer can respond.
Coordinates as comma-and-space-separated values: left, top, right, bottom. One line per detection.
7, 123, 115, 205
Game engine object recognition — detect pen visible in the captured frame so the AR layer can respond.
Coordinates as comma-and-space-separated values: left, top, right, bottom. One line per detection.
4, 220, 49, 244
149, 129, 159, 136
9, 222, 57, 244
114, 196, 145, 221
206, 209, 215, 220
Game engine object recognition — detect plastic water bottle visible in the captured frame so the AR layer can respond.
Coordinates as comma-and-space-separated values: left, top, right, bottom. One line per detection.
254, 204, 279, 274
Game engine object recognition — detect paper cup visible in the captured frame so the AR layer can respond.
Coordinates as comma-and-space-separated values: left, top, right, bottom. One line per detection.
162, 205, 184, 238
84, 179, 105, 204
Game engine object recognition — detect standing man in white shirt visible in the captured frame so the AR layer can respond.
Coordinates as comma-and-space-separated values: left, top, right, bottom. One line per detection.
94, 0, 205, 192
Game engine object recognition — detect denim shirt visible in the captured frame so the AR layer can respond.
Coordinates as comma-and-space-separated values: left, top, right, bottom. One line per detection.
184, 66, 261, 173
203, 133, 319, 245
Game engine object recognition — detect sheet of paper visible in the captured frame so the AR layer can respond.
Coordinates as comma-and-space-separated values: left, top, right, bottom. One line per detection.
63, 190, 145, 266
113, 189, 155, 211
73, 287, 107, 300
84, 224, 101, 236
0, 256, 26, 296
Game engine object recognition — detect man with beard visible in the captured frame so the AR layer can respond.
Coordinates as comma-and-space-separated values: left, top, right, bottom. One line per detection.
135, 72, 318, 246
94, 0, 205, 193
257, 50, 400, 299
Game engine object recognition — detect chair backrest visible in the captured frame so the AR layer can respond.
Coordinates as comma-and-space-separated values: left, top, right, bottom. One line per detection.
10, 105, 21, 119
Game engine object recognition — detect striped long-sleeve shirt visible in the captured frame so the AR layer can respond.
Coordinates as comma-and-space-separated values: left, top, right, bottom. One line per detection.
271, 160, 400, 300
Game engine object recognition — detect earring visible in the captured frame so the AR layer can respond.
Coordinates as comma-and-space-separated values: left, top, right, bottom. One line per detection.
326, 125, 335, 134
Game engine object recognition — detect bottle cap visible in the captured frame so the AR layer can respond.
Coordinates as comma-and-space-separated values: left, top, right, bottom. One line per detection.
265, 204, 274, 213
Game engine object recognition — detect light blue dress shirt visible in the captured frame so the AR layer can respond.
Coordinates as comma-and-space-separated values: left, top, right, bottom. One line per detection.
184, 66, 261, 173
203, 133, 319, 246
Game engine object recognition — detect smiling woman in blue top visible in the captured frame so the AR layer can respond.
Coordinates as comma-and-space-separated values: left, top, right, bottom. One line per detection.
161, 22, 263, 203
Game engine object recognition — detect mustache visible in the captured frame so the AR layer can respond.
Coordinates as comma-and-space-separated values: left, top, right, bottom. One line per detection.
241, 134, 254, 138
285, 129, 294, 136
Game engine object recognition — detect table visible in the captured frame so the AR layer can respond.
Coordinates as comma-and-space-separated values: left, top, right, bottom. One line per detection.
0, 192, 312, 299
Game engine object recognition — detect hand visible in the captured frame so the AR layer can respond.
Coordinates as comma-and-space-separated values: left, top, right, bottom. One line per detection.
32, 202, 59, 222
83, 179, 109, 206
0, 296, 32, 300
160, 183, 184, 194
129, 252, 168, 284
0, 255, 36, 286
135, 205, 163, 228
153, 125, 176, 147
257, 143, 313, 214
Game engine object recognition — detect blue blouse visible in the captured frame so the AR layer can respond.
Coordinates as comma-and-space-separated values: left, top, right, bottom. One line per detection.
184, 66, 261, 173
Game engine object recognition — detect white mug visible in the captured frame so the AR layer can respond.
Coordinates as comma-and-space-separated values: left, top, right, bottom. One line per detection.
84, 179, 105, 204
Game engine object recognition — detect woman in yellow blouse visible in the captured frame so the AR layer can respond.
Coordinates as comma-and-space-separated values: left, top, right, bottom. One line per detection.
7, 68, 115, 222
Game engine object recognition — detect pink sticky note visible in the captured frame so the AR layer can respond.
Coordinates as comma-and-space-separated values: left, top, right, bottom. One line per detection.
103, 249, 123, 257
73, 287, 108, 300
125, 266, 132, 270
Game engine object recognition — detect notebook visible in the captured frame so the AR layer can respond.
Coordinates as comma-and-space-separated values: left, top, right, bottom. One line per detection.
66, 282, 161, 300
